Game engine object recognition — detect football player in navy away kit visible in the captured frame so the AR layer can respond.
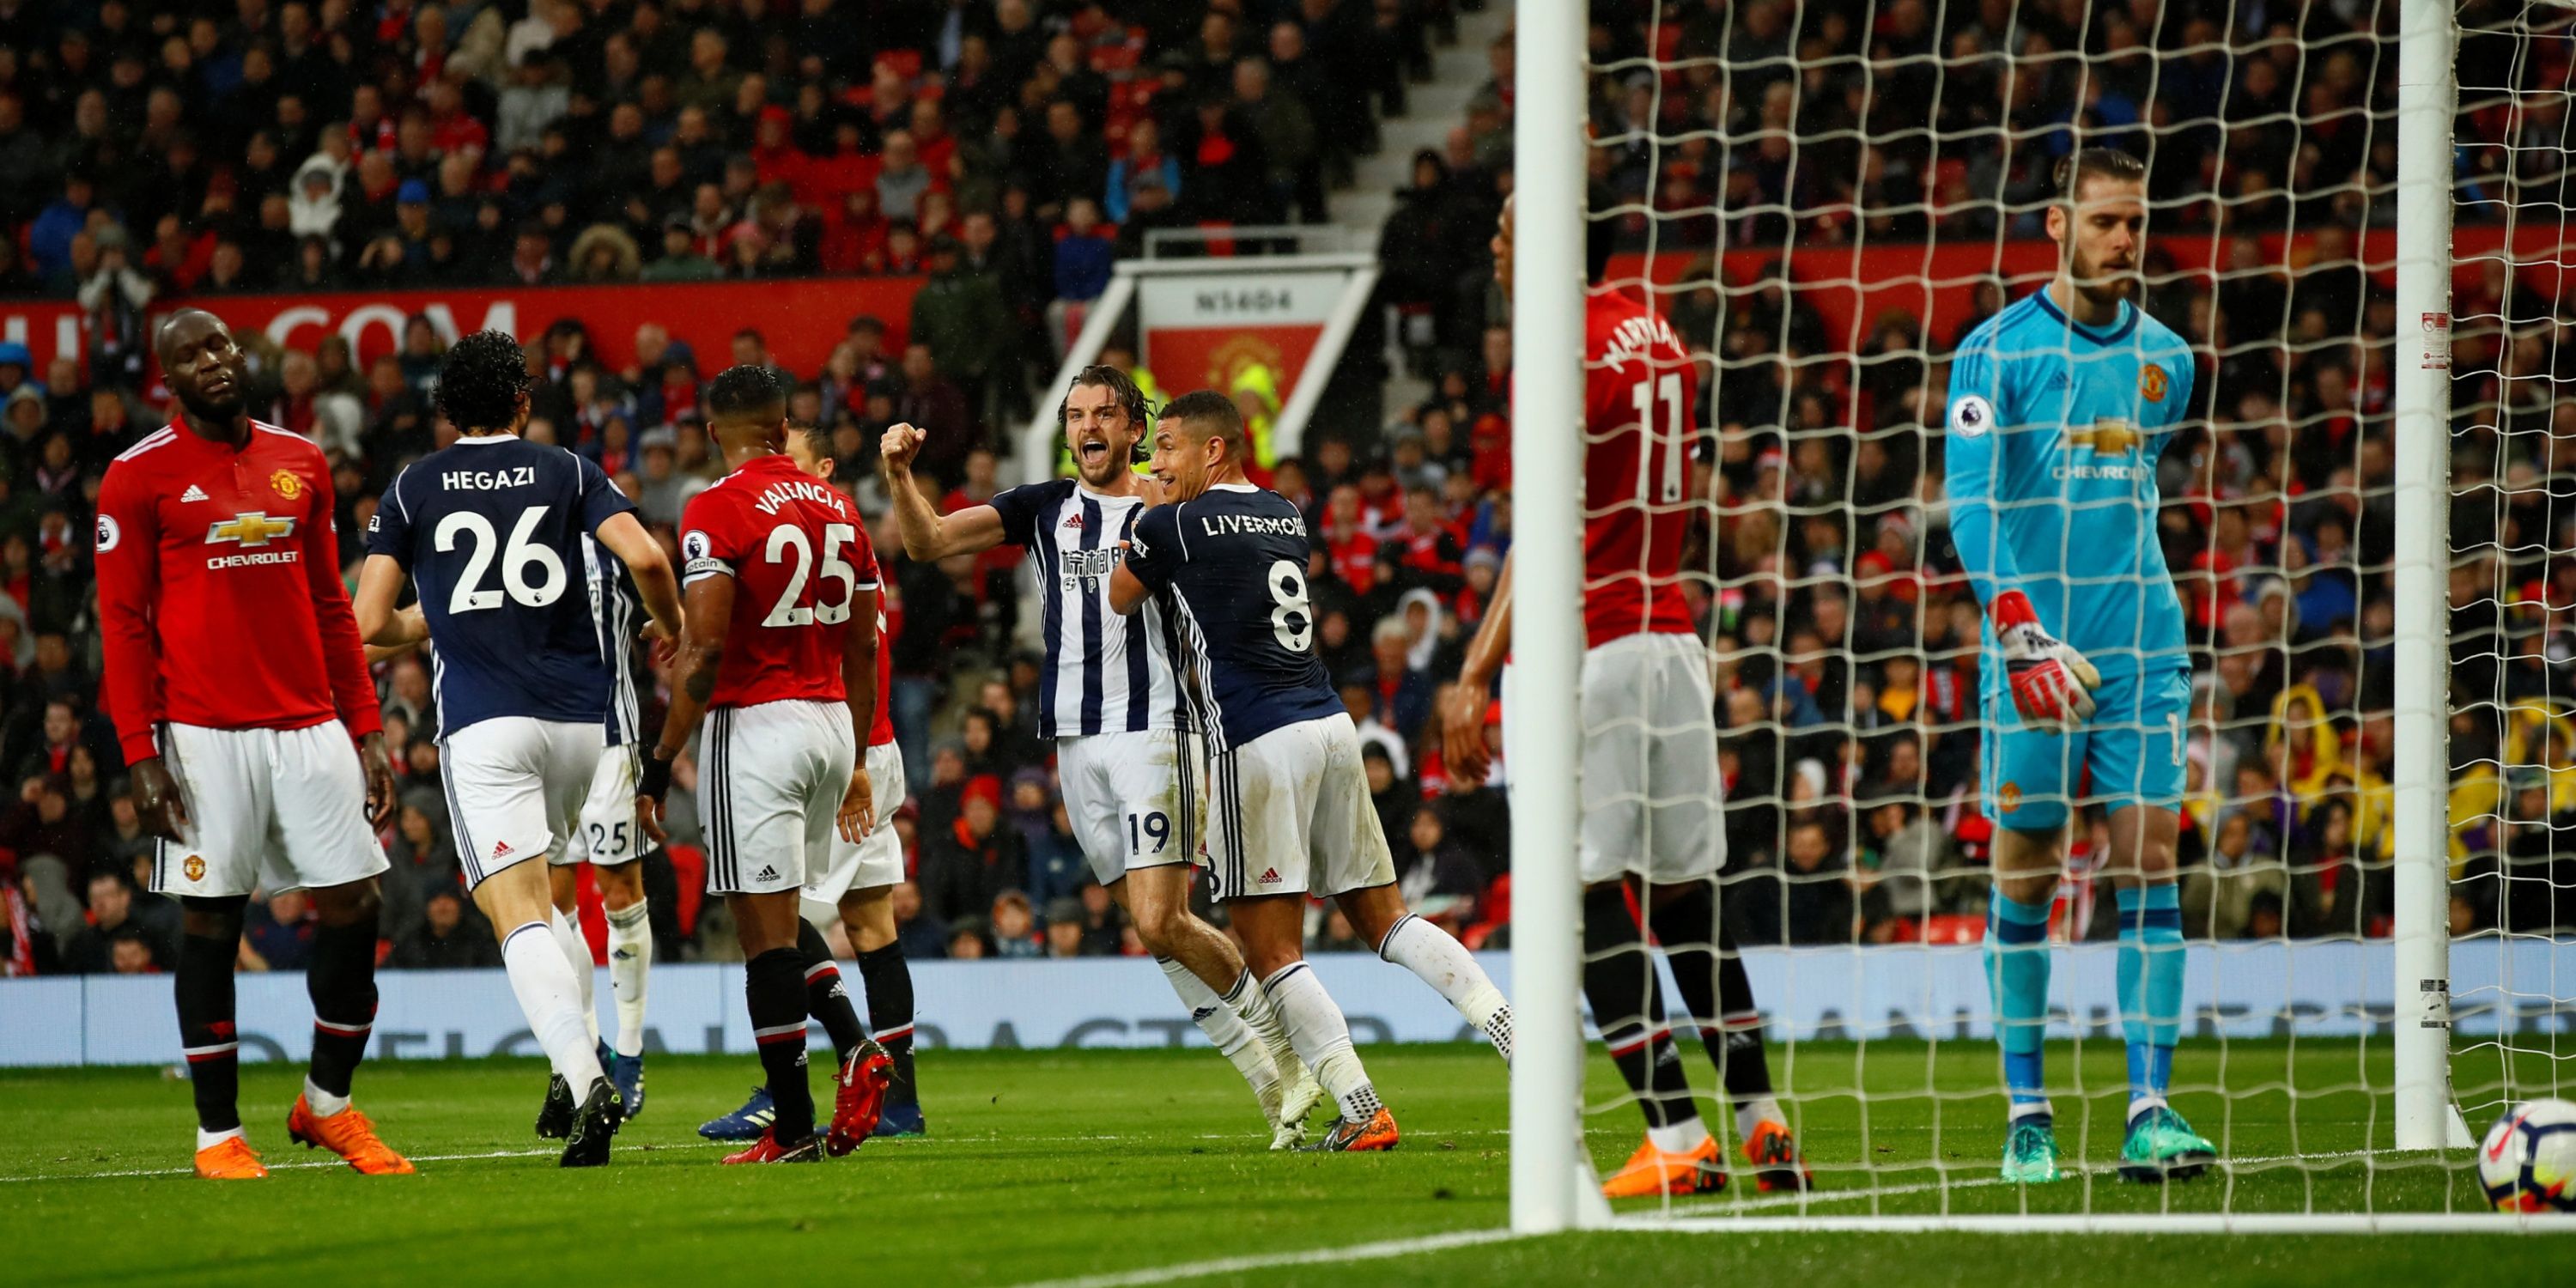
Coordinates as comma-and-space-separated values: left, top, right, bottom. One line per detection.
97, 310, 409, 1179
877, 367, 1320, 1148
1110, 391, 1512, 1153
354, 330, 685, 1165
638, 366, 893, 1164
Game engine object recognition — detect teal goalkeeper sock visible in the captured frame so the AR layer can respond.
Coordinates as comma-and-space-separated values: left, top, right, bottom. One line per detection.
1985, 889, 2054, 1112
2116, 884, 2185, 1104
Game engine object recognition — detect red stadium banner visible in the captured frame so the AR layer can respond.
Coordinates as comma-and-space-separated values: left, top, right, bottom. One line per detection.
0, 276, 926, 383
1607, 223, 2552, 355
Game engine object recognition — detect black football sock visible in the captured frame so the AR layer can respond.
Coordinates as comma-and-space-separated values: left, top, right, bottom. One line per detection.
176, 896, 249, 1136
1583, 884, 1698, 1133
305, 919, 380, 1102
1652, 882, 1778, 1111
746, 948, 816, 1141
795, 920, 866, 1064
855, 942, 919, 1108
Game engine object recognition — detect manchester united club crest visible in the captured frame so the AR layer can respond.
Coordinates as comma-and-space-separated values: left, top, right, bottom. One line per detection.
2139, 361, 2167, 404
271, 469, 303, 501
1997, 782, 2022, 814
183, 854, 207, 881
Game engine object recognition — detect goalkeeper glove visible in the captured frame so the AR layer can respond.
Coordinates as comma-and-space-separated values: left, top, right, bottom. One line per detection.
1989, 589, 2099, 731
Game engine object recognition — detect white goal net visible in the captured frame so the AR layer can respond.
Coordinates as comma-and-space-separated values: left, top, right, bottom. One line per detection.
1500, 0, 2574, 1231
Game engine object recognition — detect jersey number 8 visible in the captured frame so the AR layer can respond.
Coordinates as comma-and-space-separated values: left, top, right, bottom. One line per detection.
1267, 558, 1313, 652
762, 521, 862, 628
434, 507, 568, 613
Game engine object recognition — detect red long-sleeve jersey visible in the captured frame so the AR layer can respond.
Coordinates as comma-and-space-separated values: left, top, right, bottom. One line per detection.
93, 419, 383, 765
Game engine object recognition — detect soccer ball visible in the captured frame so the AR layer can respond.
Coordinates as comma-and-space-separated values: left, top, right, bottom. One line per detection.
2476, 1098, 2576, 1213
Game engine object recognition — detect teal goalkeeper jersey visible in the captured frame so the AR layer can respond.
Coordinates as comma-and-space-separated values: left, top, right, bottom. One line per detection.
1944, 289, 2195, 685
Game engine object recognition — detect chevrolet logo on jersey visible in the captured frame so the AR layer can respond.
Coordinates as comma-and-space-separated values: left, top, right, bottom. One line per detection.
2064, 420, 2138, 455
208, 513, 297, 547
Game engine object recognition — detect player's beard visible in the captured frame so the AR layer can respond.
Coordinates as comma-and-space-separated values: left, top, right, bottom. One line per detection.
2069, 244, 2135, 311
174, 382, 246, 425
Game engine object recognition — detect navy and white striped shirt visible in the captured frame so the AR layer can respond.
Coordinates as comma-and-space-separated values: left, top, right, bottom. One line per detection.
991, 478, 1183, 738
581, 534, 644, 746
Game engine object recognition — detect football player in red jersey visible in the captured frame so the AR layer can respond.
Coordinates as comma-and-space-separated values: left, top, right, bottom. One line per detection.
1441, 202, 1808, 1199
637, 367, 890, 1163
94, 310, 410, 1180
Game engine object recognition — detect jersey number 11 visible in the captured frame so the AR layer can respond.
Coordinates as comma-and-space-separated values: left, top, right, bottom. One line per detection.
1630, 374, 1686, 504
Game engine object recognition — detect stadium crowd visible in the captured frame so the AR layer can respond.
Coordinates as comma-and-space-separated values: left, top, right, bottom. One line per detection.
3, 0, 2571, 978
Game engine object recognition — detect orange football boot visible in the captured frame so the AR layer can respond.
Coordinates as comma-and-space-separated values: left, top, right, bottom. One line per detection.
1741, 1119, 1812, 1192
1303, 1107, 1400, 1152
193, 1134, 269, 1180
288, 1097, 416, 1175
1601, 1135, 1728, 1198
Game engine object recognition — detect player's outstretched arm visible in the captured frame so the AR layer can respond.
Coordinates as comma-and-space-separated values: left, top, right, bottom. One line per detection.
1443, 549, 1513, 787
636, 572, 733, 842
880, 422, 1007, 560
593, 511, 685, 641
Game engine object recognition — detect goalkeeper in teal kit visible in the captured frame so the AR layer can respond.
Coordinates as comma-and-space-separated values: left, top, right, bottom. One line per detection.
1944, 148, 2217, 1185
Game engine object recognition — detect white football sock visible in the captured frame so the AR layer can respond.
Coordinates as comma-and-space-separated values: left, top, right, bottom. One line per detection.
1649, 1115, 1713, 1155
1738, 1096, 1787, 1142
503, 920, 605, 1096
1262, 962, 1382, 1124
196, 1126, 245, 1151
301, 1076, 350, 1119
550, 906, 600, 1049
1222, 968, 1303, 1080
1378, 914, 1512, 1062
605, 900, 653, 1059
1158, 956, 1279, 1093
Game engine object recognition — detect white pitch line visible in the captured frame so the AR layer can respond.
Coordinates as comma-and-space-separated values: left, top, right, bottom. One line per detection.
1660, 1148, 2380, 1218
1002, 1228, 1524, 1288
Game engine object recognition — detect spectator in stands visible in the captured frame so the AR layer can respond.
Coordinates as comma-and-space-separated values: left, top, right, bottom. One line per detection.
389, 887, 501, 969
63, 868, 174, 975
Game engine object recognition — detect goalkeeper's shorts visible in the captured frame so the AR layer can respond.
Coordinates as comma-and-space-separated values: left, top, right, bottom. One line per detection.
1981, 665, 2190, 832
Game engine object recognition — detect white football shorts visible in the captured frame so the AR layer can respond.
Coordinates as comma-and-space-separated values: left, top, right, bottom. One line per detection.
1506, 631, 1725, 885
1202, 714, 1396, 901
803, 739, 908, 914
439, 716, 603, 890
562, 740, 645, 866
149, 719, 390, 898
701, 699, 859, 896
1059, 726, 1200, 886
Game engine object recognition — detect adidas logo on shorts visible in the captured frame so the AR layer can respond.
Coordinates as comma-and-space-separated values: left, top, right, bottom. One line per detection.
1259, 867, 1281, 884
492, 841, 513, 859
756, 866, 779, 881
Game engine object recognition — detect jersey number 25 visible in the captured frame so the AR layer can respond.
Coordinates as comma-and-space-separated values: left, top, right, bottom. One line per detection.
760, 521, 862, 627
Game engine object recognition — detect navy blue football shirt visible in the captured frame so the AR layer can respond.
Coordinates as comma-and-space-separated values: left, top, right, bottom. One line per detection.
368, 434, 635, 736
1124, 483, 1344, 749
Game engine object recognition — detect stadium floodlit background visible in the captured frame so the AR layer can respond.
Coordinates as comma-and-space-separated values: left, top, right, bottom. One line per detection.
0, 0, 2571, 1281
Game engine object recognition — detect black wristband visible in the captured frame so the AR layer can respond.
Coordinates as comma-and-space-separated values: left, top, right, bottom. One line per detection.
637, 750, 674, 804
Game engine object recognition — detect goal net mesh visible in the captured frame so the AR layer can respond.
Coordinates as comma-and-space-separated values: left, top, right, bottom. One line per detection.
2448, 0, 2576, 1130
1540, 0, 2562, 1221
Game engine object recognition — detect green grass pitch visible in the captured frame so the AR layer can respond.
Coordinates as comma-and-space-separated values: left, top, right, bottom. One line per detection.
0, 1040, 2562, 1285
